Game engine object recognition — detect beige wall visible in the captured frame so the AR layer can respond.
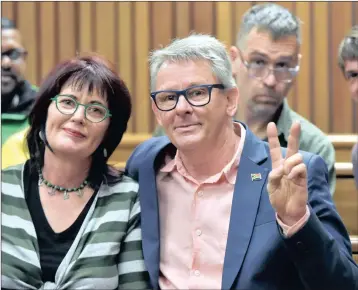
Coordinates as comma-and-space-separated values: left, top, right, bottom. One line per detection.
2, 1, 358, 134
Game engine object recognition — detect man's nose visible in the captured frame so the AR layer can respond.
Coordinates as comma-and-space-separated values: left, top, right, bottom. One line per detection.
1, 55, 12, 68
175, 94, 193, 113
263, 70, 278, 87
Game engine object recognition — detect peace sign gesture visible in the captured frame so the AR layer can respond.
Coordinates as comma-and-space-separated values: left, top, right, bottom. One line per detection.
267, 121, 308, 226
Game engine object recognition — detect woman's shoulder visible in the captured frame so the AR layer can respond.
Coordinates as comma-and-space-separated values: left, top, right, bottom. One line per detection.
2, 163, 24, 184
104, 173, 139, 196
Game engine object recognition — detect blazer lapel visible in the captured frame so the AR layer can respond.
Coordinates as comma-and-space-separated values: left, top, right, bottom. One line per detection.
139, 139, 172, 289
222, 126, 269, 290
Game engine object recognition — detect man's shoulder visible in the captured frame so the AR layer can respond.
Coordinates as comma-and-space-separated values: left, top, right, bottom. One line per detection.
132, 136, 171, 158
125, 136, 172, 179
286, 109, 334, 152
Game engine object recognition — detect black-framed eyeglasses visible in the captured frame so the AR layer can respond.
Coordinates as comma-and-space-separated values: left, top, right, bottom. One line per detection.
50, 95, 112, 123
238, 50, 301, 84
150, 84, 225, 111
1, 48, 27, 61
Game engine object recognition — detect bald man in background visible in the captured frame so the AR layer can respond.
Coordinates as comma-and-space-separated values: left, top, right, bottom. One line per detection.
1, 17, 37, 144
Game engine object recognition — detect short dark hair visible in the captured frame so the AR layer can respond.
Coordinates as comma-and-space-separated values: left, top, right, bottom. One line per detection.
338, 25, 358, 75
237, 3, 301, 48
1, 17, 16, 29
26, 55, 132, 187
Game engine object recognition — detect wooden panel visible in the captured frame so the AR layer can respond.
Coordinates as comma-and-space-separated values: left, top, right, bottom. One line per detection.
78, 2, 93, 53
151, 2, 174, 131
276, 1, 296, 110
95, 2, 115, 63
117, 2, 134, 133
216, 2, 233, 48
192, 2, 215, 35
57, 2, 76, 62
331, 2, 353, 133
6, 1, 358, 135
329, 134, 358, 162
17, 2, 37, 86
295, 2, 311, 120
134, 2, 150, 133
334, 178, 358, 235
151, 2, 173, 50
2, 2, 15, 20
352, 235, 358, 254
312, 2, 329, 132
108, 133, 151, 166
175, 2, 190, 38
233, 2, 253, 44
275, 1, 295, 13
39, 2, 55, 82
352, 235, 358, 263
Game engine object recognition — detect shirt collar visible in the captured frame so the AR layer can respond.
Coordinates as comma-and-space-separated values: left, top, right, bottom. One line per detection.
160, 122, 246, 185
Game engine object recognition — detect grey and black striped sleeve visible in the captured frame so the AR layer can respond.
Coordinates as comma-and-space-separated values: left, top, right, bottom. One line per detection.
117, 194, 152, 289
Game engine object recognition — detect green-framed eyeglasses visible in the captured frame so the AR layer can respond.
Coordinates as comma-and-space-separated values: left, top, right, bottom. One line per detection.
50, 95, 112, 123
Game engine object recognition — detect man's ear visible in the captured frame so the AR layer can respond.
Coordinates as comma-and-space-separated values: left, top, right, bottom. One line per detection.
226, 87, 239, 118
229, 46, 240, 77
151, 100, 163, 126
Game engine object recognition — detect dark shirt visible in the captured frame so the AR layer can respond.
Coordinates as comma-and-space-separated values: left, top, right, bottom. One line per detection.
23, 162, 96, 282
1, 81, 38, 144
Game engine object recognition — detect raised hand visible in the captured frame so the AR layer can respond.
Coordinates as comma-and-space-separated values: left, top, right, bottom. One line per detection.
267, 121, 308, 226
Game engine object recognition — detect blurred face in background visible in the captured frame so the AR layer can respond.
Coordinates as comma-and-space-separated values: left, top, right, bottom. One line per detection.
1, 28, 27, 97
230, 28, 300, 119
344, 59, 358, 103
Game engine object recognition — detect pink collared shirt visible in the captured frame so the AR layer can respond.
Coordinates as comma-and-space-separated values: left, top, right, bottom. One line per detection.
156, 123, 309, 289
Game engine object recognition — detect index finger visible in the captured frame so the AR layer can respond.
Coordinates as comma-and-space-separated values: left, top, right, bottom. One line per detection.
267, 122, 283, 169
286, 121, 301, 159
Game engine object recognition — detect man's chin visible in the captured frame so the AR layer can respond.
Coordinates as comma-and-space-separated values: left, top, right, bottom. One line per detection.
172, 134, 203, 150
251, 103, 278, 116
1, 84, 16, 96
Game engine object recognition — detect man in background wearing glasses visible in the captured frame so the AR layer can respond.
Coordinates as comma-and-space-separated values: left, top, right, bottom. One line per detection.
338, 26, 358, 189
1, 17, 37, 144
229, 3, 336, 195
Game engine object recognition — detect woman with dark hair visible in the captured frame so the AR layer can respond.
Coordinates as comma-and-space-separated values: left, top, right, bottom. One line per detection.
1, 55, 151, 289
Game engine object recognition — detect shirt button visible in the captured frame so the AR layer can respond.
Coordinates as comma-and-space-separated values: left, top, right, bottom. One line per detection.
196, 229, 202, 236
198, 191, 203, 197
194, 270, 200, 276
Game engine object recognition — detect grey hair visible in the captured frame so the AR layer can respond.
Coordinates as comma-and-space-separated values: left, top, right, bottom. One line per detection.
237, 3, 301, 49
338, 25, 358, 74
149, 33, 236, 91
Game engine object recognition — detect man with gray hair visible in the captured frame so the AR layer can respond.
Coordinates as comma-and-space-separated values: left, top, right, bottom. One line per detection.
126, 33, 358, 289
338, 25, 358, 188
229, 3, 336, 195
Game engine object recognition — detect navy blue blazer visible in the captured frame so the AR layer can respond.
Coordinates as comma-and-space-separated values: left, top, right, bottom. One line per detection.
126, 123, 358, 290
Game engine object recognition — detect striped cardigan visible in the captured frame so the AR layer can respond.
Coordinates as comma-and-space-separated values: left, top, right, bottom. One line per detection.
2, 164, 151, 289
